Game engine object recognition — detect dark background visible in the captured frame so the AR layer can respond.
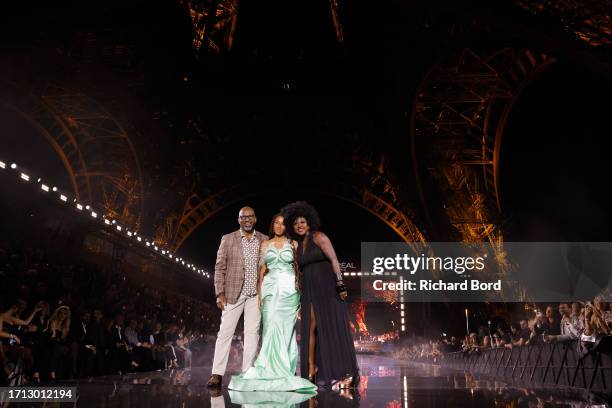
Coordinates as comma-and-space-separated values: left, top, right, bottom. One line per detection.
1, 0, 611, 336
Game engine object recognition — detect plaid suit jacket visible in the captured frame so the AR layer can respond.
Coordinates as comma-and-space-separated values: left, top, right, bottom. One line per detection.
214, 229, 268, 305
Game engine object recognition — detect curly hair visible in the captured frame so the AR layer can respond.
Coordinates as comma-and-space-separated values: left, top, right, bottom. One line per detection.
279, 201, 321, 236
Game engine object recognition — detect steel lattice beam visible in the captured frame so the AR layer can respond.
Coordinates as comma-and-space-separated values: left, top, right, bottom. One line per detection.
0, 81, 145, 230
181, 0, 345, 53
183, 0, 239, 53
513, 0, 612, 47
412, 47, 555, 245
163, 180, 426, 253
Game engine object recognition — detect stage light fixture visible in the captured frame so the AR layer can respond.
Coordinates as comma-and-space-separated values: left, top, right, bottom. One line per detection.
0, 161, 208, 278
2, 159, 204, 280
401, 325, 405, 331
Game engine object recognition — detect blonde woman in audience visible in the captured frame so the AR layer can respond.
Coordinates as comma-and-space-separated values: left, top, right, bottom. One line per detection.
47, 305, 71, 379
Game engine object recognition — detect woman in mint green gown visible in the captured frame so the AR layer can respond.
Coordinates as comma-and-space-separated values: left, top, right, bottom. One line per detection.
228, 214, 317, 394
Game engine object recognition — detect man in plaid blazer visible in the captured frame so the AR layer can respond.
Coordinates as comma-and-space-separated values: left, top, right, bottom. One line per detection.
207, 206, 268, 388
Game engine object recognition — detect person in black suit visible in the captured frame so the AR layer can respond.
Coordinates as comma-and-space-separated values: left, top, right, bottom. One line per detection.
84, 309, 107, 376
107, 314, 132, 374
68, 309, 91, 378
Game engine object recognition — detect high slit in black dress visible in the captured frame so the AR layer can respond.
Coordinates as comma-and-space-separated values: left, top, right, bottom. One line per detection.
297, 233, 360, 388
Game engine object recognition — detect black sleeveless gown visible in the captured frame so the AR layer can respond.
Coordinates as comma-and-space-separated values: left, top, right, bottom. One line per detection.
297, 237, 360, 388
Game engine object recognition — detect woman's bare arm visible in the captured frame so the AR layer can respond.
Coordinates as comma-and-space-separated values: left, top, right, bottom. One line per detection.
8, 308, 38, 326
313, 232, 344, 284
258, 241, 270, 282
0, 316, 13, 339
257, 241, 269, 305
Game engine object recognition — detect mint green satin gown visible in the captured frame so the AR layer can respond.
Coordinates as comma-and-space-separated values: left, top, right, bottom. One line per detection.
228, 242, 317, 393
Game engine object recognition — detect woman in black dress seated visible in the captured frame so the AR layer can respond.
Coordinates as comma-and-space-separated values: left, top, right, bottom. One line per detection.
280, 201, 359, 389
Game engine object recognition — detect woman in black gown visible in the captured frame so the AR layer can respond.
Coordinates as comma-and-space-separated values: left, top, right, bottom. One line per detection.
280, 201, 359, 389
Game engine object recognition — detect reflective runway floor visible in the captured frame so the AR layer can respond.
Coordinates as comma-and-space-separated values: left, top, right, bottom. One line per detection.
13, 355, 612, 407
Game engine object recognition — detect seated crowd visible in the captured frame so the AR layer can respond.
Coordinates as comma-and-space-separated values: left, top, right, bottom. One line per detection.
394, 298, 612, 363
0, 242, 220, 386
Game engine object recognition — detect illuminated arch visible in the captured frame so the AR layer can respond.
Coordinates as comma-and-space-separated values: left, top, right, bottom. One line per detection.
0, 81, 145, 229
164, 180, 426, 253
411, 47, 555, 244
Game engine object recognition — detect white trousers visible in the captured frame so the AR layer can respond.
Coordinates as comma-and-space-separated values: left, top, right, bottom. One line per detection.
211, 293, 261, 376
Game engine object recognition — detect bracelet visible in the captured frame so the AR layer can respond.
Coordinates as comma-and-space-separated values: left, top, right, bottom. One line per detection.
335, 284, 347, 294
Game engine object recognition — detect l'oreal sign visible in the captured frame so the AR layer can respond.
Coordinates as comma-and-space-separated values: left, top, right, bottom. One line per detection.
340, 262, 358, 272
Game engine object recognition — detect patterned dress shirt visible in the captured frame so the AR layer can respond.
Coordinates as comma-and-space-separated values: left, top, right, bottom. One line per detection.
240, 230, 260, 297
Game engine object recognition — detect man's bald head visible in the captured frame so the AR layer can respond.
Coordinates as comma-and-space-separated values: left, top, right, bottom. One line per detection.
239, 207, 255, 216
238, 206, 257, 233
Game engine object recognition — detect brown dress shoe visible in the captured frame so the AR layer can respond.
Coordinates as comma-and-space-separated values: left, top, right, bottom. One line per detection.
207, 374, 223, 388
